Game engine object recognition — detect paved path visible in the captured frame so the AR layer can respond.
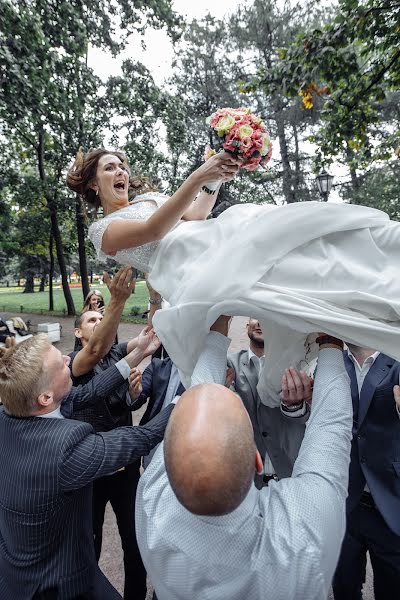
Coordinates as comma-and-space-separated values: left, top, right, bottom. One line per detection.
2, 312, 374, 599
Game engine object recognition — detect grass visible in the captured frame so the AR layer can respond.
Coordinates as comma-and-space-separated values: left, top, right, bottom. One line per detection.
0, 281, 150, 321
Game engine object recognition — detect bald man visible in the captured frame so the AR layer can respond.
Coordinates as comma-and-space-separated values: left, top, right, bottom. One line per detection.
135, 325, 353, 600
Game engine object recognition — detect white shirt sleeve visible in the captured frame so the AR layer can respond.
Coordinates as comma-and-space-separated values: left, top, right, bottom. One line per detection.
191, 331, 231, 387
115, 358, 131, 379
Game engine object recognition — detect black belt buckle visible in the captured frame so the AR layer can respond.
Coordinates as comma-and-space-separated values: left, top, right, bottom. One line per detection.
360, 491, 375, 509
263, 474, 278, 486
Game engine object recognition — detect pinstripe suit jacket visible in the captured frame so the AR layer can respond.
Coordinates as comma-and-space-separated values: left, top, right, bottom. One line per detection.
0, 364, 173, 599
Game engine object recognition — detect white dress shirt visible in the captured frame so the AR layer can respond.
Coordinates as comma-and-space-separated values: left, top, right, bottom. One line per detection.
248, 348, 265, 376
136, 334, 353, 600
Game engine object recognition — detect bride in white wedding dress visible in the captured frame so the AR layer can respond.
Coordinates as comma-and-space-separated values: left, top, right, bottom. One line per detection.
67, 148, 400, 406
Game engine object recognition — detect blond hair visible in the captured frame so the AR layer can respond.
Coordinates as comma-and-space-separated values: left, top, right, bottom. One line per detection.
0, 335, 52, 417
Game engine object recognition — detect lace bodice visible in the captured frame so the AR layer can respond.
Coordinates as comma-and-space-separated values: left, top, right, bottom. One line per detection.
88, 192, 169, 272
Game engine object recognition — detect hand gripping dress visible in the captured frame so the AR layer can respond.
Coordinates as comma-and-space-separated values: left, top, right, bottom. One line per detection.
89, 193, 400, 407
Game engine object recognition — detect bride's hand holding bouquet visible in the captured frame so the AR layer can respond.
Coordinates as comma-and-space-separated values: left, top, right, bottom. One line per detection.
205, 107, 273, 172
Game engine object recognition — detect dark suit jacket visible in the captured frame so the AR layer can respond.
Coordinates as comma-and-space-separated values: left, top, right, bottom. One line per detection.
0, 365, 173, 599
344, 351, 400, 535
134, 357, 185, 425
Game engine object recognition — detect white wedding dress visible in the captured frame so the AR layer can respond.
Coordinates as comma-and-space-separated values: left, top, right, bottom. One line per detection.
89, 193, 400, 407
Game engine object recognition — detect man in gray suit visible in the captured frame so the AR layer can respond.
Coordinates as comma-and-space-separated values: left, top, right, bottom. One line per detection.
227, 318, 312, 484
0, 333, 173, 600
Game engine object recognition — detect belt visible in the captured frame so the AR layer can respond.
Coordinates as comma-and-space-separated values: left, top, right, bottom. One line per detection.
360, 490, 376, 509
263, 474, 278, 486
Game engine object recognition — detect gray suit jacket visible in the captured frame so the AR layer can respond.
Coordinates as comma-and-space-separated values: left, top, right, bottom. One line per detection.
228, 349, 309, 479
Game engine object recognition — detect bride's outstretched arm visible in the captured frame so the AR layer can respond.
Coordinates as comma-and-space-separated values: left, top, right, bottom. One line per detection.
101, 153, 239, 255
181, 184, 222, 221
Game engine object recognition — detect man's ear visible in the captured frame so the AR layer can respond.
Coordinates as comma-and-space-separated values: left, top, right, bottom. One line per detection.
74, 327, 82, 339
255, 450, 263, 475
37, 391, 54, 408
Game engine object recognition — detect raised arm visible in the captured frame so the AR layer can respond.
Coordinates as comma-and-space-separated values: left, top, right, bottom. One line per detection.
71, 267, 135, 378
67, 329, 159, 414
101, 153, 240, 255
60, 403, 174, 491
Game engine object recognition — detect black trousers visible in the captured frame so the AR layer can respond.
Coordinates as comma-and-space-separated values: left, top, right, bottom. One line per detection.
92, 460, 147, 600
33, 569, 122, 599
333, 497, 400, 600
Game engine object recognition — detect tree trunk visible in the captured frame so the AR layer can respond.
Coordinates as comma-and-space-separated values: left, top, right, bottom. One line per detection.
37, 128, 75, 315
39, 274, 46, 292
273, 97, 296, 203
49, 233, 54, 311
23, 273, 34, 293
75, 194, 90, 300
48, 203, 75, 314
345, 145, 361, 193
90, 269, 93, 284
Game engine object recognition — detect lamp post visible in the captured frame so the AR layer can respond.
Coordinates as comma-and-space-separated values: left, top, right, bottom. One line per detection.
316, 169, 334, 202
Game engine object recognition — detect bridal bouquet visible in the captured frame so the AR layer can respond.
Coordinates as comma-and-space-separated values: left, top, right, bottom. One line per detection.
205, 107, 273, 171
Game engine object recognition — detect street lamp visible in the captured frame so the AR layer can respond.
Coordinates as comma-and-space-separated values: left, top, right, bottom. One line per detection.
316, 169, 334, 202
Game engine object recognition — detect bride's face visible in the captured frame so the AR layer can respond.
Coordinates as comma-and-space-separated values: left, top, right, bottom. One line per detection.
93, 154, 130, 213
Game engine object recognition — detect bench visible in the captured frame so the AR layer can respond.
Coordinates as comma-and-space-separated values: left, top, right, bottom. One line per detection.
37, 322, 61, 343
0, 320, 33, 347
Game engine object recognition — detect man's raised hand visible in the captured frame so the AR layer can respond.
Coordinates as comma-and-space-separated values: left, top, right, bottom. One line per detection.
210, 315, 232, 337
129, 367, 143, 399
136, 326, 161, 358
103, 267, 136, 303
280, 368, 314, 407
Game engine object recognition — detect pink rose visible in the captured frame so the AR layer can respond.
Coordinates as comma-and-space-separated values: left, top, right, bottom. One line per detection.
240, 137, 253, 152
243, 155, 262, 170
223, 140, 238, 153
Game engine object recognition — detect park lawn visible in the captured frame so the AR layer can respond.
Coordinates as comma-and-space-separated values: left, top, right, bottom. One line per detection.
0, 281, 149, 319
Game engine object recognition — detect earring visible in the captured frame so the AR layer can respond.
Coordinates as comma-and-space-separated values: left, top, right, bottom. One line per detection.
96, 189, 99, 196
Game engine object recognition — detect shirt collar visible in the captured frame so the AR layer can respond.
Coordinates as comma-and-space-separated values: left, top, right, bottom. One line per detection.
347, 350, 380, 370
197, 483, 260, 527
248, 348, 265, 363
38, 405, 64, 419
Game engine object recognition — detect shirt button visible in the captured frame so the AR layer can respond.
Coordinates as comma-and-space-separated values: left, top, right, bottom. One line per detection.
357, 434, 362, 440
262, 432, 268, 437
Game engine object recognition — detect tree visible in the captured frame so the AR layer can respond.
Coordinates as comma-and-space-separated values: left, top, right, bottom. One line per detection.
230, 0, 330, 203
341, 161, 400, 215
260, 0, 400, 167
163, 16, 259, 210
0, 0, 182, 313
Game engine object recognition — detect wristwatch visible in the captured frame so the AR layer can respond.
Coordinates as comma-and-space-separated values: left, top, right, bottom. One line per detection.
281, 401, 304, 411
316, 335, 344, 350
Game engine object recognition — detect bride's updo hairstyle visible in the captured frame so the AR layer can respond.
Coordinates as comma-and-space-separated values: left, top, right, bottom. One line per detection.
67, 148, 156, 210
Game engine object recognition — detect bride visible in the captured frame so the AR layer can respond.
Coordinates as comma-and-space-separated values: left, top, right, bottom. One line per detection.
67, 148, 400, 406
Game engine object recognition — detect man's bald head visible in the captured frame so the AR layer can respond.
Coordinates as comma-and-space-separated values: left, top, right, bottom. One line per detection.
164, 383, 256, 516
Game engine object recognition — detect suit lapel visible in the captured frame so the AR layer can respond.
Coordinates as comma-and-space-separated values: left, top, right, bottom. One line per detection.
344, 353, 360, 430
358, 353, 395, 428
241, 354, 259, 403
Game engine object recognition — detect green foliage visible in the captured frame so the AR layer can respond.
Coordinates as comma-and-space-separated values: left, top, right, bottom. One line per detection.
260, 0, 400, 166
0, 0, 182, 309
340, 162, 400, 219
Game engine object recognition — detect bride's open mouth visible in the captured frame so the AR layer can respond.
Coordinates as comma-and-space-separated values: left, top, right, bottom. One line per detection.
114, 181, 126, 192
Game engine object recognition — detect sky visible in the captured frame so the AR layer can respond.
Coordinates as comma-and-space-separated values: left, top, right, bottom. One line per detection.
87, 0, 243, 85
